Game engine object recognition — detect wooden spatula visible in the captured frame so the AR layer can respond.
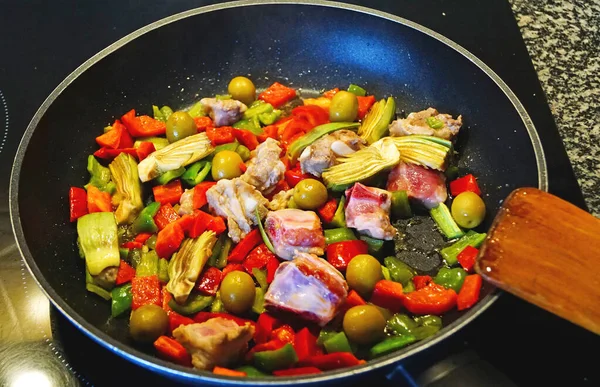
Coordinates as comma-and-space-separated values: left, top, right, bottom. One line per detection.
475, 187, 600, 335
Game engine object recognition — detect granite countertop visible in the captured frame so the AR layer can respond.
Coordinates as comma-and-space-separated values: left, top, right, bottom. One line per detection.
511, 0, 600, 216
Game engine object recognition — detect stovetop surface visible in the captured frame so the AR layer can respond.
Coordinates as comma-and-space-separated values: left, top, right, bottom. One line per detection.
0, 1, 595, 386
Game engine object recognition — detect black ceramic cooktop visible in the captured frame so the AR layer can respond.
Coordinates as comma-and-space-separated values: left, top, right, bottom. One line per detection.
0, 1, 595, 386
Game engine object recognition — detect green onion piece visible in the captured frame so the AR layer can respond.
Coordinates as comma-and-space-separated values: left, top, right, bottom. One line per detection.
207, 235, 223, 267
430, 203, 465, 239
369, 336, 417, 358
425, 116, 444, 129
391, 190, 412, 219
347, 84, 367, 97
440, 231, 487, 266
216, 235, 232, 269
252, 268, 268, 291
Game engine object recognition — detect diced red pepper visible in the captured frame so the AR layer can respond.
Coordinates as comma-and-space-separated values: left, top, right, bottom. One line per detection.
228, 229, 262, 263
412, 275, 433, 290
323, 88, 339, 99
93, 147, 138, 160
284, 168, 312, 188
131, 275, 161, 310
280, 118, 312, 147
135, 141, 156, 161
345, 290, 367, 309
86, 185, 112, 213
121, 109, 166, 137
194, 116, 214, 132
271, 324, 295, 345
369, 280, 404, 313
265, 179, 290, 201
222, 263, 246, 278
245, 339, 286, 361
239, 162, 247, 173
266, 257, 280, 284
294, 327, 318, 362
449, 174, 482, 196
206, 126, 235, 145
291, 105, 329, 128
175, 213, 196, 234
232, 128, 259, 151
258, 82, 297, 108
168, 311, 195, 334
134, 232, 153, 244
298, 352, 361, 371
317, 198, 338, 224
192, 181, 217, 209
402, 282, 457, 315
195, 267, 223, 296
96, 119, 134, 149
213, 366, 246, 377
122, 241, 143, 250
243, 244, 277, 274
115, 260, 136, 285
188, 210, 213, 238
256, 313, 282, 344
457, 245, 479, 273
356, 95, 376, 120
207, 216, 226, 236
326, 240, 369, 271
457, 274, 482, 311
273, 367, 322, 376
154, 336, 192, 367
154, 203, 180, 230
153, 180, 184, 206
155, 222, 185, 259
69, 187, 88, 222
257, 124, 279, 143
162, 286, 173, 313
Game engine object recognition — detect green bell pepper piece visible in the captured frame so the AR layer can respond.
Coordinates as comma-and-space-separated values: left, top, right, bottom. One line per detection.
391, 190, 412, 219
111, 283, 132, 317
426, 116, 444, 129
168, 293, 215, 315
233, 116, 263, 135
210, 291, 225, 313
258, 110, 282, 126
145, 234, 157, 250
134, 137, 170, 151
78, 212, 120, 276
256, 208, 277, 254
386, 313, 417, 336
252, 287, 266, 314
440, 231, 487, 266
235, 365, 268, 378
403, 280, 415, 293
186, 101, 205, 118
137, 250, 159, 277
360, 235, 385, 254
252, 268, 268, 291
430, 203, 465, 239
86, 283, 112, 301
254, 343, 298, 371
207, 234, 223, 267
216, 234, 232, 269
444, 165, 460, 181
158, 258, 169, 283
329, 195, 346, 228
212, 141, 239, 156
287, 122, 360, 163
317, 329, 338, 346
347, 84, 367, 97
182, 161, 212, 187
324, 228, 357, 245
433, 267, 467, 293
155, 167, 186, 185
369, 336, 417, 358
132, 202, 160, 234
128, 248, 143, 269
161, 106, 174, 120
236, 145, 251, 162
119, 247, 129, 260
86, 155, 115, 194
411, 315, 443, 340
152, 105, 166, 122
323, 332, 353, 354
381, 266, 391, 281
383, 256, 416, 286
243, 100, 273, 119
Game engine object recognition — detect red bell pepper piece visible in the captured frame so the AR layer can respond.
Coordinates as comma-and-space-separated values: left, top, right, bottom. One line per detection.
412, 275, 433, 290
280, 118, 312, 147
122, 241, 143, 250
168, 311, 195, 334
245, 339, 286, 361
93, 147, 138, 160
457, 245, 479, 273
294, 327, 318, 361
457, 274, 482, 311
239, 162, 247, 173
207, 216, 226, 235
115, 260, 136, 285
258, 82, 297, 108
291, 105, 329, 128
155, 222, 185, 259
227, 229, 262, 263
121, 109, 166, 137
135, 141, 156, 161
265, 179, 290, 201
96, 120, 134, 149
256, 313, 282, 344
175, 213, 196, 234
188, 210, 213, 238
284, 168, 312, 188
356, 95, 376, 119
134, 232, 153, 244
317, 198, 338, 224
326, 240, 368, 271
162, 286, 173, 313
131, 275, 161, 310
273, 367, 322, 376
402, 282, 457, 315
323, 88, 339, 99
69, 187, 88, 222
86, 185, 112, 213
232, 128, 259, 151
222, 263, 246, 278
213, 366, 246, 377
153, 180, 184, 206
192, 181, 217, 209
243, 244, 277, 274
195, 267, 223, 296
369, 280, 405, 313
154, 336, 192, 367
257, 124, 279, 143
298, 352, 361, 371
272, 324, 295, 345
449, 174, 481, 196
266, 257, 280, 284
206, 126, 235, 145
345, 290, 367, 308
194, 116, 214, 132
153, 203, 180, 230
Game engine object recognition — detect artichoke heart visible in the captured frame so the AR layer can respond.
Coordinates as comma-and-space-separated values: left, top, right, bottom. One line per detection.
138, 132, 214, 182
167, 231, 217, 304
109, 153, 143, 225
392, 135, 452, 171
358, 97, 396, 144
322, 137, 400, 188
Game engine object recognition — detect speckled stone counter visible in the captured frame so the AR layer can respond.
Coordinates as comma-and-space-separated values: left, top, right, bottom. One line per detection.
510, 0, 600, 216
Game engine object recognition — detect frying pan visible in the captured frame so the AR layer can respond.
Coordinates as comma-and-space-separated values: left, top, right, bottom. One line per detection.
9, 0, 545, 385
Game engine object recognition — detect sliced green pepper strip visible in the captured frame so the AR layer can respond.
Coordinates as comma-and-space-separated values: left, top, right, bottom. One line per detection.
287, 122, 361, 163
440, 231, 487, 266
391, 190, 412, 219
329, 195, 346, 228
253, 343, 298, 371
243, 100, 273, 119
186, 101, 205, 118
134, 137, 170, 151
347, 84, 367, 97
433, 267, 467, 293
360, 235, 385, 254
430, 203, 465, 239
152, 105, 166, 122
369, 335, 417, 358
136, 250, 159, 277
386, 314, 417, 336
252, 268, 268, 291
160, 106, 174, 120
256, 208, 277, 254
86, 283, 112, 301
324, 228, 357, 245
211, 141, 239, 156
158, 258, 169, 283
236, 145, 251, 162
182, 161, 212, 187
111, 283, 132, 317
207, 234, 223, 267
86, 155, 115, 194
216, 235, 232, 270
233, 117, 263, 135
384, 256, 416, 286
258, 110, 282, 126
131, 202, 160, 234
317, 329, 338, 346
155, 167, 186, 185
381, 266, 391, 281
235, 365, 268, 378
210, 291, 225, 313
168, 294, 215, 315
323, 331, 353, 354
252, 287, 266, 314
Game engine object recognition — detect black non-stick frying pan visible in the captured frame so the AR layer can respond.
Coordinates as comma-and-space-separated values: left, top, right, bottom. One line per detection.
10, 1, 545, 385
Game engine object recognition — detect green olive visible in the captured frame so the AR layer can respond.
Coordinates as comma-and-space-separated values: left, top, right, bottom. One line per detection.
228, 76, 256, 106
346, 254, 383, 297
129, 304, 169, 343
211, 150, 244, 180
329, 91, 358, 122
451, 191, 486, 229
292, 179, 328, 210
343, 305, 386, 345
166, 111, 196, 143
220, 271, 256, 314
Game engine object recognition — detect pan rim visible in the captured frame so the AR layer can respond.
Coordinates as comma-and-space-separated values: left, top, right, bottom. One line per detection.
9, 0, 548, 384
